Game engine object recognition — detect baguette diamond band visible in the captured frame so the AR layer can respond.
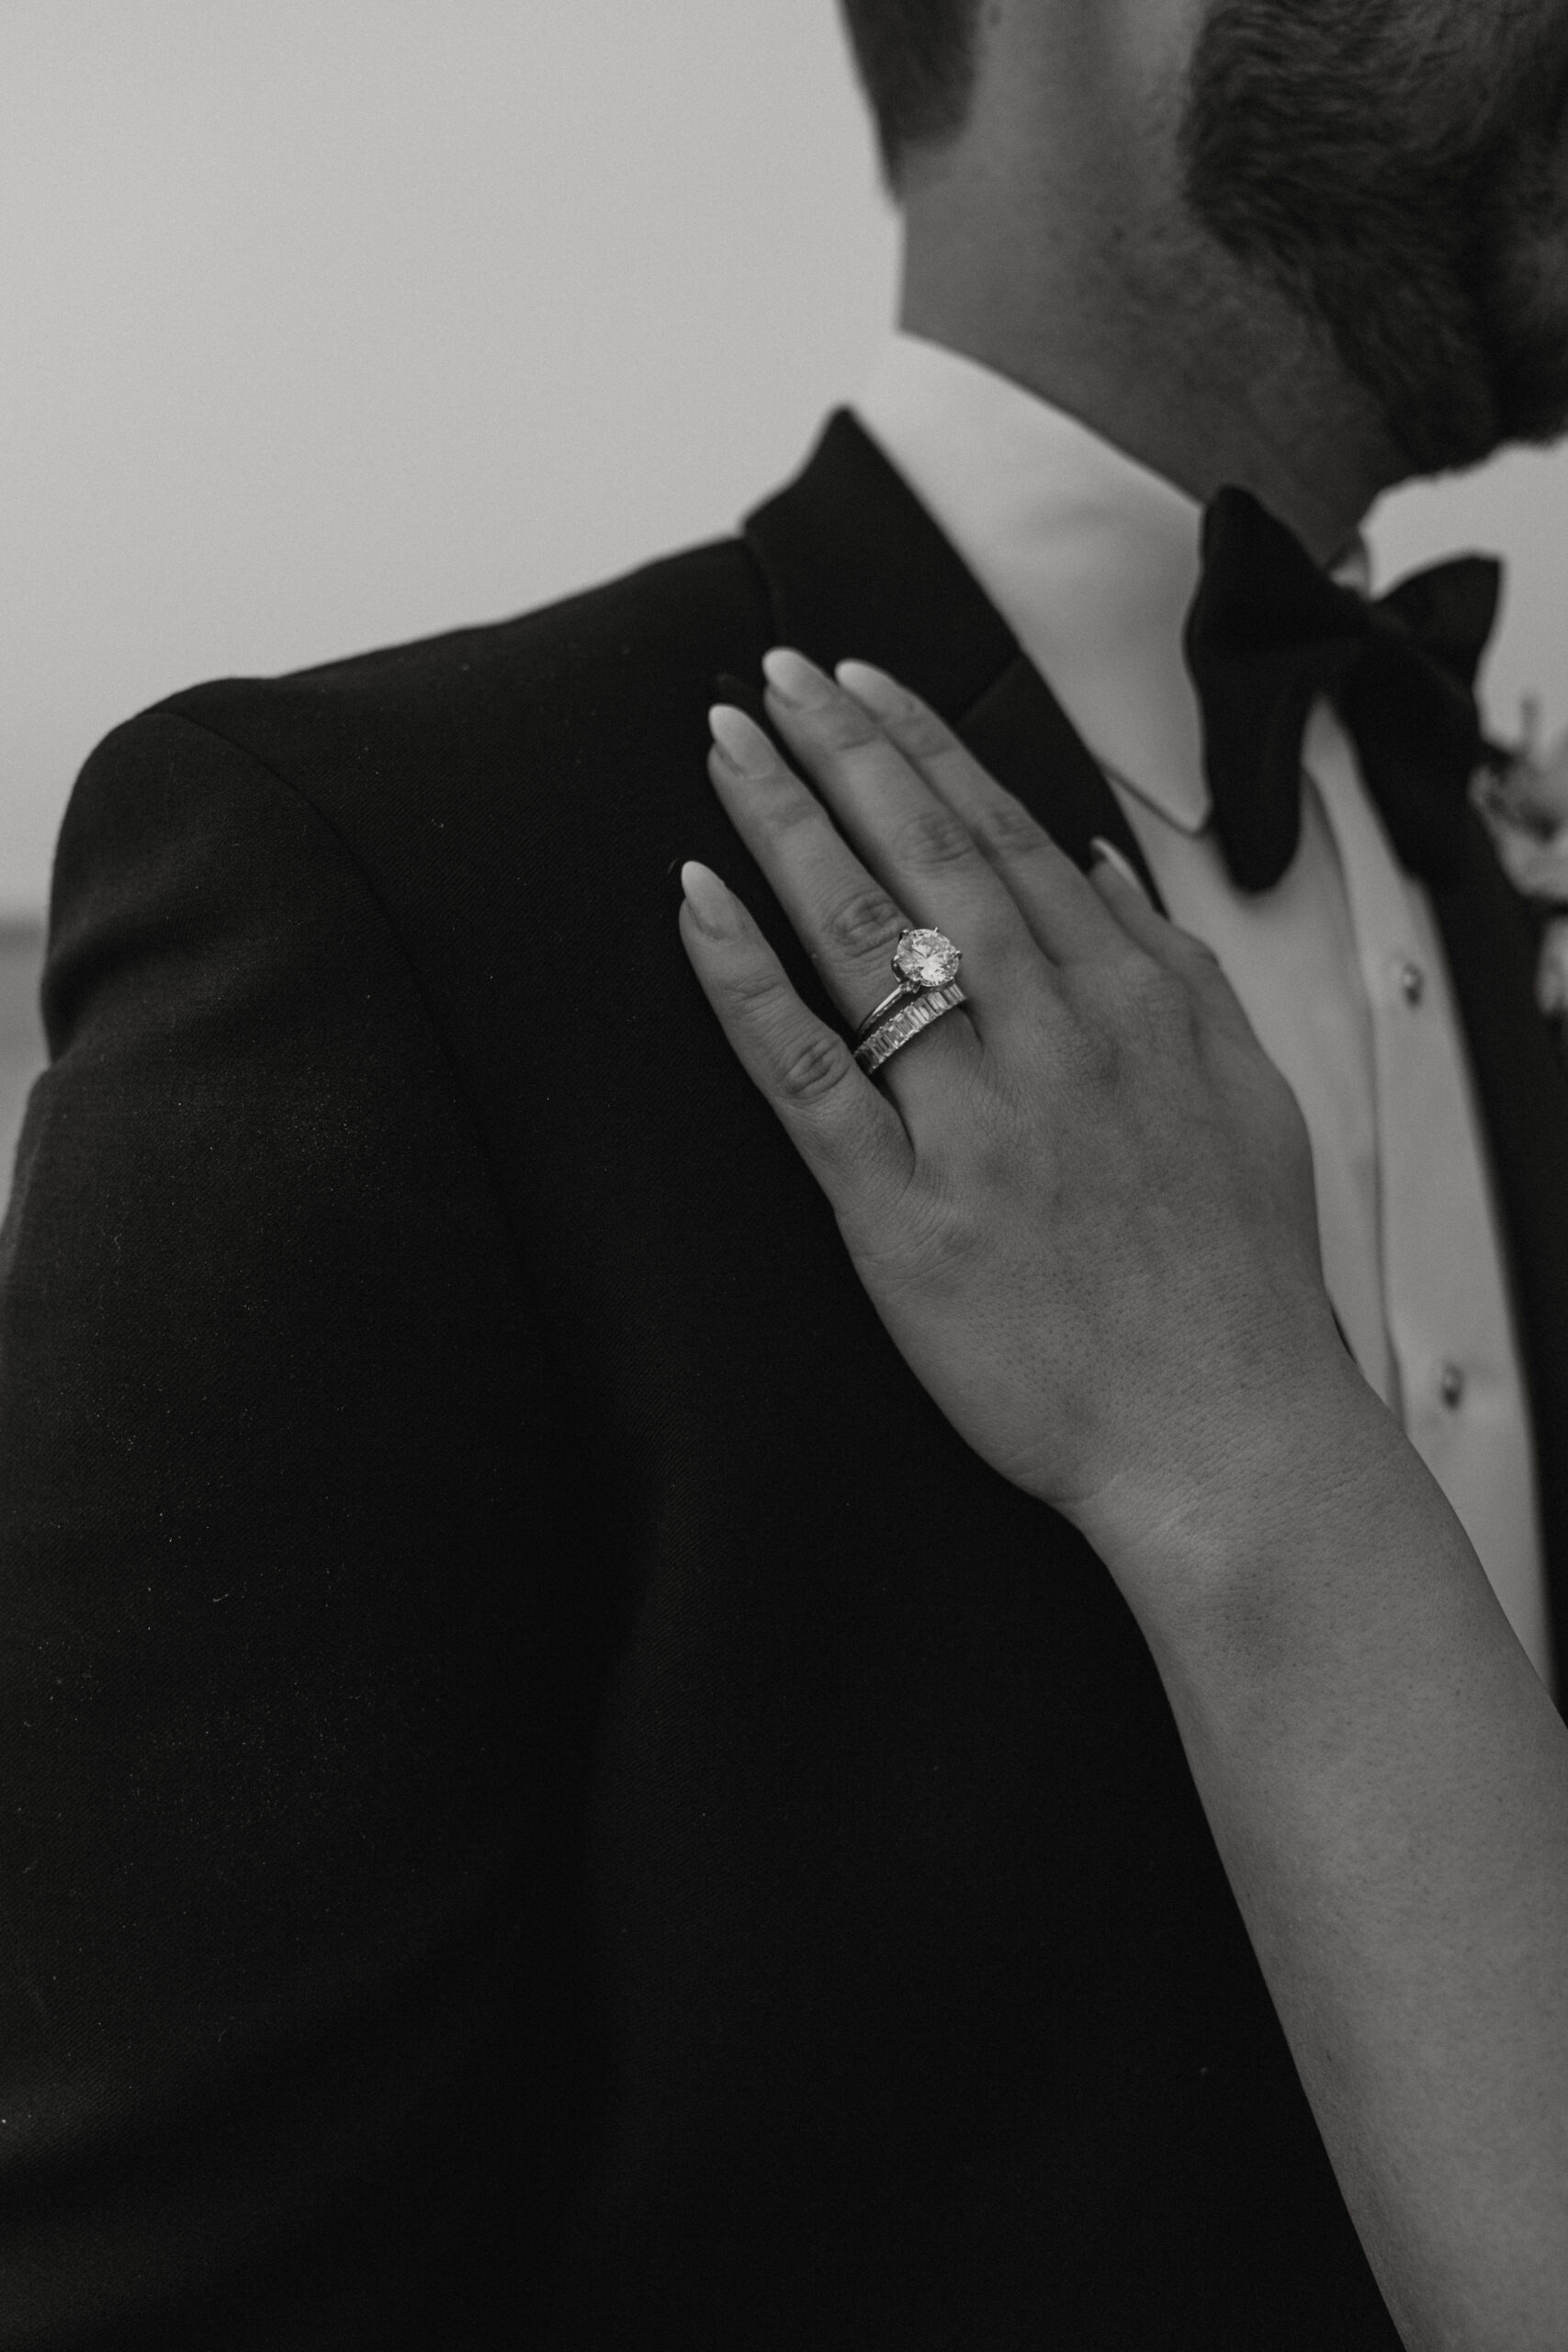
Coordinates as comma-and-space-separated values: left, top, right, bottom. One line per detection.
852, 979, 967, 1077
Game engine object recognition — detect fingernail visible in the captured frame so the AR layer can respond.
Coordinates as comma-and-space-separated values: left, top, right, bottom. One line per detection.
709, 703, 776, 777
1089, 836, 1150, 899
681, 859, 739, 940
761, 647, 833, 707
835, 659, 913, 717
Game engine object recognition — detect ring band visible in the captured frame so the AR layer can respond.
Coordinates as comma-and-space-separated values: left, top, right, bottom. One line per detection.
852, 980, 967, 1076
854, 981, 918, 1044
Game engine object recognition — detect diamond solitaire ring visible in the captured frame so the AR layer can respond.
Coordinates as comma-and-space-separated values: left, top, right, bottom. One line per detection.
853, 927, 964, 1044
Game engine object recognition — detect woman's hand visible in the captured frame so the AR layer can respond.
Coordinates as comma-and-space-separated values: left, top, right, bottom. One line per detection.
682, 649, 1568, 2352
679, 647, 1360, 1593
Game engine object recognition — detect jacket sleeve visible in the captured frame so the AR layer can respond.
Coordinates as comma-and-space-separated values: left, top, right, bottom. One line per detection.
0, 711, 591, 2347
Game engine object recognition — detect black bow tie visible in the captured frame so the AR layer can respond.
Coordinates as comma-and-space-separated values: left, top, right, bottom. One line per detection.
1184, 486, 1503, 894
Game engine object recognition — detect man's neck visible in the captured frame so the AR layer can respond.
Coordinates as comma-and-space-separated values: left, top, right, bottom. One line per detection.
898, 176, 1404, 571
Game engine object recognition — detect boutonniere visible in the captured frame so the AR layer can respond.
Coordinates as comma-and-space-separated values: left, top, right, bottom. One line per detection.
1472, 698, 1568, 1059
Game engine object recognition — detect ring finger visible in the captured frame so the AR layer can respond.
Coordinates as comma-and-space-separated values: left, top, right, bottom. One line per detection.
705, 706, 974, 1105
706, 701, 1000, 1107
708, 686, 1039, 1065
756, 649, 1049, 1015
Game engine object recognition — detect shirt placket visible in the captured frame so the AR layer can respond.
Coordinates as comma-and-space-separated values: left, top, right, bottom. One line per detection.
1304, 705, 1554, 1692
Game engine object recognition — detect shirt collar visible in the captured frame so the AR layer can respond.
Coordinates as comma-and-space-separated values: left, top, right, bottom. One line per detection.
852, 332, 1369, 836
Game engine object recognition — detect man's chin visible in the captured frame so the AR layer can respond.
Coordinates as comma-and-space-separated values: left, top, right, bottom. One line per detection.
1342, 247, 1568, 476
1482, 255, 1568, 450
1474, 127, 1568, 449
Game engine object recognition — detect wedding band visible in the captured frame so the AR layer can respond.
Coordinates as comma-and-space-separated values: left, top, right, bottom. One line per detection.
852, 980, 967, 1076
853, 926, 964, 1043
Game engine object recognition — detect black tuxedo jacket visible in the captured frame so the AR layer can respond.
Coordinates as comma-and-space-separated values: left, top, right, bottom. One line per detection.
4, 413, 1566, 2350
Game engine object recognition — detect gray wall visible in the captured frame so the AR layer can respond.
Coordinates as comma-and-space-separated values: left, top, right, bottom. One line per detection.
0, 925, 45, 1204
5, 5, 1567, 914
2, 2, 898, 916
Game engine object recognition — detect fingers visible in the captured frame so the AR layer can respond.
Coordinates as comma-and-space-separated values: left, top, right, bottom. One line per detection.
753, 650, 1043, 995
705, 702, 986, 1114
700, 647, 1256, 1148
677, 860, 915, 1219
1086, 858, 1262, 1058
831, 659, 1135, 968
831, 657, 1258, 1060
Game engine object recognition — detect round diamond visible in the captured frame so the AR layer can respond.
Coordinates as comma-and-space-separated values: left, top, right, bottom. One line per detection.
892, 927, 961, 989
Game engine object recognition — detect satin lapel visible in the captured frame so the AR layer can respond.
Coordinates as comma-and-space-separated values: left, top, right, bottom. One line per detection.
1431, 819, 1568, 1705
739, 412, 1160, 906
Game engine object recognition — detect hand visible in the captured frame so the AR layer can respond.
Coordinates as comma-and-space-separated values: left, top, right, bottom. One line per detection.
678, 648, 1359, 1599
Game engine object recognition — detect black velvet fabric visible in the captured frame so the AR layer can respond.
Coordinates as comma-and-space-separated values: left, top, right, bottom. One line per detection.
3, 412, 1564, 2348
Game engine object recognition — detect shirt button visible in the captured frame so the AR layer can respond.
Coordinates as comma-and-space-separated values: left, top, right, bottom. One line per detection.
1439, 1362, 1466, 1410
1397, 959, 1427, 1007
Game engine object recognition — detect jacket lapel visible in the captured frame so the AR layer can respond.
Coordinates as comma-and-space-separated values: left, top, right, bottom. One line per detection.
740, 413, 1159, 900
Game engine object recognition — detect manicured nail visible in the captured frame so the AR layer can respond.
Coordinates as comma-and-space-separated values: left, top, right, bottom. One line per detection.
709, 703, 776, 777
681, 859, 739, 940
761, 647, 833, 708
835, 659, 914, 718
1089, 836, 1150, 899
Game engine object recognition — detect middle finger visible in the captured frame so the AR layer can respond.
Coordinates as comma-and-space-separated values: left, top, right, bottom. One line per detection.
707, 684, 1033, 1053
759, 649, 1034, 989
750, 647, 1044, 1005
705, 705, 979, 1114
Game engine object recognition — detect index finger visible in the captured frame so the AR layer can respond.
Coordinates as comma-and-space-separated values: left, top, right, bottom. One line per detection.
677, 859, 916, 1227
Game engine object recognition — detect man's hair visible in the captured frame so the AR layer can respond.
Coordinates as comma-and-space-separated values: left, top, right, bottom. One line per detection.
838, 0, 985, 190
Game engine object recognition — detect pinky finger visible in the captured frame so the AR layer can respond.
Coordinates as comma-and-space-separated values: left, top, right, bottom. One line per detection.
1087, 854, 1261, 1054
678, 861, 916, 1216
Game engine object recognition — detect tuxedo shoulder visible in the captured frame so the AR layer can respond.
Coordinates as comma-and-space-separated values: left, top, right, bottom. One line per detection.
138, 530, 774, 822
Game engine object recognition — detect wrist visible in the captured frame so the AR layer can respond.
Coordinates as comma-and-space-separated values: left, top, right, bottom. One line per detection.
1072, 1348, 1412, 1654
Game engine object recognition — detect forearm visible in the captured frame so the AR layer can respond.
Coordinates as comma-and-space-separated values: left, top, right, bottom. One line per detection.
1115, 1389, 1568, 2352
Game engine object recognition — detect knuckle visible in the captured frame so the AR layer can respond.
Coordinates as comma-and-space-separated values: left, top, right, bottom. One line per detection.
755, 782, 825, 847
1058, 1016, 1127, 1093
720, 958, 795, 1025
820, 884, 907, 965
1119, 952, 1187, 1020
814, 697, 884, 753
901, 1170, 992, 1285
890, 802, 976, 873
896, 703, 954, 762
854, 1162, 979, 1281
1060, 963, 1178, 1077
776, 1027, 857, 1109
970, 796, 1049, 865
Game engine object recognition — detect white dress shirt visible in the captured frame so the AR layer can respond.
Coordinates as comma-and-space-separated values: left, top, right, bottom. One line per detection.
855, 333, 1554, 1694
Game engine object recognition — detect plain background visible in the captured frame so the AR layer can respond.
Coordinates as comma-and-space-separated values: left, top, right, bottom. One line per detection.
4, 2, 1568, 929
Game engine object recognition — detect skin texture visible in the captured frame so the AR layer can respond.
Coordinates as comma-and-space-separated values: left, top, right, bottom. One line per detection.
898, 0, 1568, 560
681, 661, 1568, 2351
695, 659, 1341, 1543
